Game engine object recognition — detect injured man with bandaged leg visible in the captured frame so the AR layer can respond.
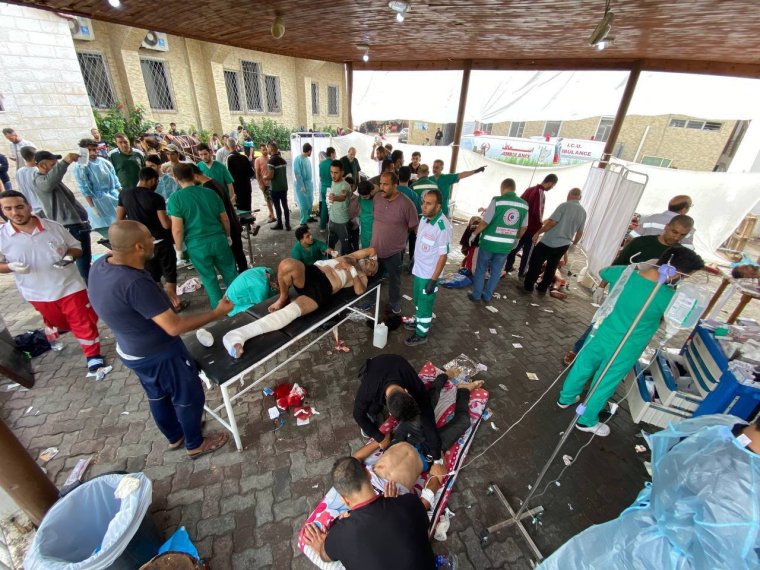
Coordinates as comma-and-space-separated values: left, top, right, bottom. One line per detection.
222, 247, 379, 358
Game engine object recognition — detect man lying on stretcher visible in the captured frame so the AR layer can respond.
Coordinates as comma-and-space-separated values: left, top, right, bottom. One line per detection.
222, 247, 379, 358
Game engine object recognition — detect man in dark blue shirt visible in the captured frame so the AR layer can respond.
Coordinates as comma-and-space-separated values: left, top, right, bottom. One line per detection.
88, 220, 231, 459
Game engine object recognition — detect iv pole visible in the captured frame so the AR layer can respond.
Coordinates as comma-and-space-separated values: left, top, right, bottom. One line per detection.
480, 264, 674, 563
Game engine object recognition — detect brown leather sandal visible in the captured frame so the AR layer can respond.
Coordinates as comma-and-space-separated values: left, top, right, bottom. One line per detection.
187, 432, 229, 460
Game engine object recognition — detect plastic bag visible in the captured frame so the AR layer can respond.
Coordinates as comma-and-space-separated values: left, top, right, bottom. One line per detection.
539, 415, 760, 570
25, 473, 153, 570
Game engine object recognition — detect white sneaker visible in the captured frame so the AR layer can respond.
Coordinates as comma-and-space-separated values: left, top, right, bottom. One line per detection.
576, 422, 611, 437
196, 328, 214, 348
556, 395, 581, 409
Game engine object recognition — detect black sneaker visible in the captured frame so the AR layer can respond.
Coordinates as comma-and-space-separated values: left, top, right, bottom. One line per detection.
285, 225, 292, 231
404, 334, 428, 347
467, 293, 481, 303
272, 224, 284, 230
404, 321, 416, 331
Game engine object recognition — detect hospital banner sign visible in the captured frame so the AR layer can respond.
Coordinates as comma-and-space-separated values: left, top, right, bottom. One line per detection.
462, 135, 604, 166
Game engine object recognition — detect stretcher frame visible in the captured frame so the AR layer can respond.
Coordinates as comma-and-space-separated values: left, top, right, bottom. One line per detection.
199, 283, 382, 451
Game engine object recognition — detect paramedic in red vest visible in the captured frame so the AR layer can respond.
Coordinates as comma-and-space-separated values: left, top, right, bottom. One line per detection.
504, 173, 558, 277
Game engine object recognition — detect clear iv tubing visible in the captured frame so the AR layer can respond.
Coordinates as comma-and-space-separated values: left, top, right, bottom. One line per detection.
510, 263, 672, 523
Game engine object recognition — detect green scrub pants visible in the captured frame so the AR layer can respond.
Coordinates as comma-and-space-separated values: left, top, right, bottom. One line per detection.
558, 333, 643, 427
187, 236, 238, 309
412, 276, 438, 338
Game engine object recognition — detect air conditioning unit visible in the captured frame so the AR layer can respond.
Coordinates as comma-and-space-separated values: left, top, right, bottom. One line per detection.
141, 31, 169, 51
68, 16, 94, 41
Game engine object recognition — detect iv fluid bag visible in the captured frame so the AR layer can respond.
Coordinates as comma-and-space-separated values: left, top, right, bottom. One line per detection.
663, 282, 710, 337
592, 264, 637, 328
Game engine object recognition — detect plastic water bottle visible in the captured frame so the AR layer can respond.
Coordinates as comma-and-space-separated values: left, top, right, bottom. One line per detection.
435, 554, 458, 569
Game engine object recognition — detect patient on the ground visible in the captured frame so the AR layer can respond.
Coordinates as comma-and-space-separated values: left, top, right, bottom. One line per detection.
352, 378, 483, 507
221, 247, 378, 358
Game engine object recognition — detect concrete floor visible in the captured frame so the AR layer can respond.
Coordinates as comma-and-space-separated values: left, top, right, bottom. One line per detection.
0, 199, 756, 568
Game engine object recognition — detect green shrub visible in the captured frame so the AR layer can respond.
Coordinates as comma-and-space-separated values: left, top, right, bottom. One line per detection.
317, 125, 338, 136
94, 104, 153, 146
188, 126, 211, 143
241, 117, 296, 150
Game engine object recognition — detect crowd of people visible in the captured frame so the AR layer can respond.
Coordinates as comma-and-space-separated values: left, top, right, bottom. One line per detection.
8, 121, 751, 570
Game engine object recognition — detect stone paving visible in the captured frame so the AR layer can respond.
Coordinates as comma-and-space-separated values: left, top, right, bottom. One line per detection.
0, 207, 755, 569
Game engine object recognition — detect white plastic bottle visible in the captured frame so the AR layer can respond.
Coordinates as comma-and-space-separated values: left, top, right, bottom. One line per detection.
373, 323, 388, 349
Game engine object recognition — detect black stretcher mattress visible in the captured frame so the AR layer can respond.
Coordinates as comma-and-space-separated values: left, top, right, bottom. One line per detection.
183, 279, 380, 385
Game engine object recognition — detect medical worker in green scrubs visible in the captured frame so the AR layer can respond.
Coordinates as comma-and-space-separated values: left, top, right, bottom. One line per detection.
167, 164, 238, 308
557, 247, 704, 437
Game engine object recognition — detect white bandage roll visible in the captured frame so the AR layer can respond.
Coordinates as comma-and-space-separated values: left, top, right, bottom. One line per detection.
420, 487, 435, 506
222, 302, 303, 358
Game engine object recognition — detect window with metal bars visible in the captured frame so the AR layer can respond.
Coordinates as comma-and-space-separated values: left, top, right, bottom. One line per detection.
241, 61, 263, 112
509, 121, 525, 138
265, 75, 281, 113
224, 70, 242, 112
327, 85, 339, 116
311, 82, 319, 115
139, 58, 175, 110
77, 52, 116, 109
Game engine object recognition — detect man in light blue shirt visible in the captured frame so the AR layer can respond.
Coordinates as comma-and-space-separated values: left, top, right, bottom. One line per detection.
73, 138, 121, 231
293, 143, 315, 226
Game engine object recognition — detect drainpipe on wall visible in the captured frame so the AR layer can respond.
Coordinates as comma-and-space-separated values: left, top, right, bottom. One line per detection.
632, 125, 650, 163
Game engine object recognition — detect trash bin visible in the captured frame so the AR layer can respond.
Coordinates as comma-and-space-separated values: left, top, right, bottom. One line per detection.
25, 472, 162, 569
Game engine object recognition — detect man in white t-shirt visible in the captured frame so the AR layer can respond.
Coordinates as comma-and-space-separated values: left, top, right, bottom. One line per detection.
0, 190, 104, 372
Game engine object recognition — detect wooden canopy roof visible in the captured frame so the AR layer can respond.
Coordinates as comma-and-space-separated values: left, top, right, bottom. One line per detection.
16, 0, 760, 77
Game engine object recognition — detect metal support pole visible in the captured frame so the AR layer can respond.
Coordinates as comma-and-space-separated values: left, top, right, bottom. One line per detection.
482, 276, 665, 561
346, 62, 354, 130
449, 60, 472, 174
0, 418, 59, 526
598, 62, 641, 169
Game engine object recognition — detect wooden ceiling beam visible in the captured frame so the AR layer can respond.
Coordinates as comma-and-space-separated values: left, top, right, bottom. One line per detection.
359, 58, 760, 78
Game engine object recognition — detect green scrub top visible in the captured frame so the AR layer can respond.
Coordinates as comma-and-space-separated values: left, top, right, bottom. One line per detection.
595, 265, 674, 350
291, 239, 329, 266
226, 267, 275, 316
319, 158, 333, 191
359, 197, 374, 249
198, 161, 234, 189
398, 185, 422, 216
167, 185, 226, 246
433, 173, 459, 217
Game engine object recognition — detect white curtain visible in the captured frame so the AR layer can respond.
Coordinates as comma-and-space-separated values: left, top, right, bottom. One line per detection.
353, 70, 760, 125
330, 133, 760, 261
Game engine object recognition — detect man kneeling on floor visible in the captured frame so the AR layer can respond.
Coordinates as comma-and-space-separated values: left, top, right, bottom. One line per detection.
222, 247, 378, 358
89, 220, 230, 459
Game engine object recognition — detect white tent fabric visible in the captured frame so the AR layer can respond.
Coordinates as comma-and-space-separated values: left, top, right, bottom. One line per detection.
352, 70, 760, 125
331, 132, 760, 262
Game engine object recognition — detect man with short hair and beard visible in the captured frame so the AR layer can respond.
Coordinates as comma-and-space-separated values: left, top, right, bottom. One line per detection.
88, 220, 230, 459
108, 133, 145, 189
197, 143, 235, 204
0, 190, 104, 372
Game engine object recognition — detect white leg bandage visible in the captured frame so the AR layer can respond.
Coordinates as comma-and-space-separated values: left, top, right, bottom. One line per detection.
222, 303, 302, 358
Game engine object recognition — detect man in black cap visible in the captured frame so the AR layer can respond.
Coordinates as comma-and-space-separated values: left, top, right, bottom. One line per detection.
32, 150, 92, 282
